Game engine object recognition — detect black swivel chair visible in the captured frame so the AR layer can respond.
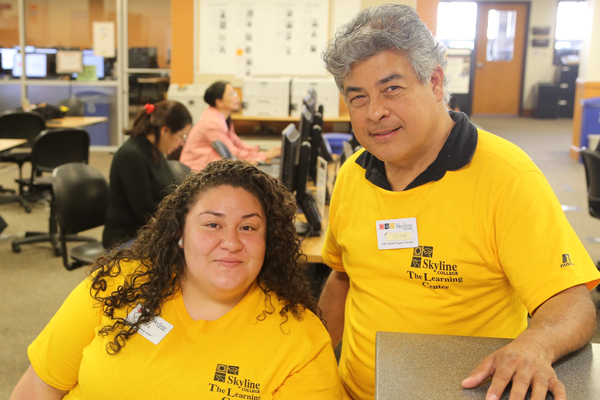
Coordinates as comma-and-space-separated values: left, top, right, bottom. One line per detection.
0, 110, 46, 212
167, 160, 192, 184
52, 163, 108, 270
579, 148, 600, 291
12, 128, 91, 255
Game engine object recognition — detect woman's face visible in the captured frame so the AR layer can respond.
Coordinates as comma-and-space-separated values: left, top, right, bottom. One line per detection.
180, 185, 266, 304
159, 123, 191, 154
216, 84, 240, 112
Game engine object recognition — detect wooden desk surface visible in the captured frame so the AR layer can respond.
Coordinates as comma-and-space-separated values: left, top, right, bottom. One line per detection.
376, 332, 600, 399
300, 211, 327, 264
0, 138, 27, 152
46, 116, 108, 129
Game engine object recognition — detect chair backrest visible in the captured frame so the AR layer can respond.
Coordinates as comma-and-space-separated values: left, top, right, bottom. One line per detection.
52, 163, 109, 235
167, 160, 192, 183
580, 149, 600, 218
31, 128, 90, 174
211, 140, 235, 160
0, 110, 46, 146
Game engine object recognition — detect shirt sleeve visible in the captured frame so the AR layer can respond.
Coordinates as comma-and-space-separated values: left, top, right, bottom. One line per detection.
272, 314, 342, 399
28, 277, 100, 391
495, 170, 600, 314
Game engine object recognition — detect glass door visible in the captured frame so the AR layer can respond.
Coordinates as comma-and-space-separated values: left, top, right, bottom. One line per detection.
121, 0, 171, 133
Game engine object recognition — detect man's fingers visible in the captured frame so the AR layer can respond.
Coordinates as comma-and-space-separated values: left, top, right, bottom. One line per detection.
462, 356, 495, 389
485, 365, 515, 400
548, 376, 567, 400
527, 372, 550, 400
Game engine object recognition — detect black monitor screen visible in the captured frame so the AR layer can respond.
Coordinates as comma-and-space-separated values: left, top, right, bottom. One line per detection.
298, 105, 313, 144
279, 123, 301, 193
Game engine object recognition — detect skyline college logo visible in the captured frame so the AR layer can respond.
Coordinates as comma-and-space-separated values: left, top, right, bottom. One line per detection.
214, 364, 239, 383
411, 245, 434, 268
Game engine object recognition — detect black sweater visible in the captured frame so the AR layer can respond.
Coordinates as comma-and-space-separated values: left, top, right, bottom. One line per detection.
102, 136, 174, 248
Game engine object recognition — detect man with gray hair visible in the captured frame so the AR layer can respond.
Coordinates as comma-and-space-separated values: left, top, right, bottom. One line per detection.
319, 4, 600, 400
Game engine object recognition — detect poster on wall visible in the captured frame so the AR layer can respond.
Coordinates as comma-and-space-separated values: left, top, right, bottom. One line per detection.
445, 49, 471, 95
93, 22, 115, 58
199, 0, 329, 76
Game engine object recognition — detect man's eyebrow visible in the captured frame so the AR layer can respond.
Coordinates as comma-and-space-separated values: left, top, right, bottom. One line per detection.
344, 74, 404, 96
377, 74, 403, 86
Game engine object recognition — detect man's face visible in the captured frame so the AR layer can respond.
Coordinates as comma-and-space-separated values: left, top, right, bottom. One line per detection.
343, 49, 444, 168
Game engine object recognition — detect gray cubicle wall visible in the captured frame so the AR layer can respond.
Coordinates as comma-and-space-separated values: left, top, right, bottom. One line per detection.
0, 81, 119, 147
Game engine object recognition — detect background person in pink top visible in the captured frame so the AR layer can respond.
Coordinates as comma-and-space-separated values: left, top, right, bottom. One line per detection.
180, 81, 281, 171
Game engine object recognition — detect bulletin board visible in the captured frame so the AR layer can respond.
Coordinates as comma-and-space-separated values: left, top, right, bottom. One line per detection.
199, 0, 330, 77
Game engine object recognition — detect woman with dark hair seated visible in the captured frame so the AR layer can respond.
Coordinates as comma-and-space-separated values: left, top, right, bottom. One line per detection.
103, 100, 192, 248
11, 160, 342, 399
180, 81, 281, 171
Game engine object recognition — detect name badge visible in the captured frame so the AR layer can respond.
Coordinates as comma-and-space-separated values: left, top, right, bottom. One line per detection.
376, 218, 418, 250
126, 304, 174, 345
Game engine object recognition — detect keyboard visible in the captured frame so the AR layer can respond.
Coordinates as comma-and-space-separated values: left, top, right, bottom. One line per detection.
257, 162, 280, 178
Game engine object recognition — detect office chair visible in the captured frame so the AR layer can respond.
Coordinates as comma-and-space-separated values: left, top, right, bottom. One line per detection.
58, 96, 85, 116
12, 128, 90, 256
211, 140, 237, 160
579, 148, 600, 291
0, 110, 46, 212
167, 160, 192, 184
52, 163, 108, 270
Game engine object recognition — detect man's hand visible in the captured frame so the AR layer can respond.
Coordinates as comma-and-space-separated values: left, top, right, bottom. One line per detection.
462, 284, 597, 400
461, 337, 566, 400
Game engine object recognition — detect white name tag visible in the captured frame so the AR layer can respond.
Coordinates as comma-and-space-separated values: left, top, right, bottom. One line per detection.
126, 304, 174, 345
376, 218, 418, 250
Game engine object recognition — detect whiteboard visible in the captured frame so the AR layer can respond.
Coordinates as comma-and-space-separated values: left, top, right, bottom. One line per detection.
199, 0, 330, 77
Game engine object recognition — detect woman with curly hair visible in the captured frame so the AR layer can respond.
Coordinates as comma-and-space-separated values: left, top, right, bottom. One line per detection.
11, 160, 341, 400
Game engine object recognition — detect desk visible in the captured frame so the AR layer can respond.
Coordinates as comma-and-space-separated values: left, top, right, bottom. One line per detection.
46, 116, 108, 129
0, 139, 27, 152
300, 212, 327, 264
375, 332, 600, 399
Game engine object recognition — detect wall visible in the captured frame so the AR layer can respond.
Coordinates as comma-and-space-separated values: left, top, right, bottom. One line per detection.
185, 0, 416, 86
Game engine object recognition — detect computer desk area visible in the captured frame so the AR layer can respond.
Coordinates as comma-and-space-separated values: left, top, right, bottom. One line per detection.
46, 116, 108, 129
299, 159, 339, 264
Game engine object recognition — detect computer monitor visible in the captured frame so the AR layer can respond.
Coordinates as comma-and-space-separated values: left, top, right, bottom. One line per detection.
129, 47, 158, 68
298, 105, 313, 144
81, 50, 105, 79
308, 107, 333, 183
0, 48, 17, 70
56, 50, 83, 74
302, 88, 317, 116
278, 123, 322, 236
12, 53, 47, 78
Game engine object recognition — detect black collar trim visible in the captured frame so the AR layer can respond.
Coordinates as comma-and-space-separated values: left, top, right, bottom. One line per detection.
355, 111, 478, 191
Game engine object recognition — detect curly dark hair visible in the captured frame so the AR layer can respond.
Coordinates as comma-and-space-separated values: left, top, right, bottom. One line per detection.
90, 159, 318, 355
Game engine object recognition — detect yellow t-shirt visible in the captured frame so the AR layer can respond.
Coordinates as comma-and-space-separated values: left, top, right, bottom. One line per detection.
322, 130, 600, 399
28, 260, 342, 399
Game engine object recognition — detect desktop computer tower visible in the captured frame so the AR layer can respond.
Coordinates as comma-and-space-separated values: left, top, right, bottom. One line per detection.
290, 77, 340, 119
242, 77, 291, 117
533, 83, 559, 119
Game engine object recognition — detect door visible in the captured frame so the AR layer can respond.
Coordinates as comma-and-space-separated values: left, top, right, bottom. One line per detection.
472, 2, 528, 115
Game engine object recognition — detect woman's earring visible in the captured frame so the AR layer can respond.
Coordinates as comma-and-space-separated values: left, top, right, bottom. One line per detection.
178, 239, 183, 246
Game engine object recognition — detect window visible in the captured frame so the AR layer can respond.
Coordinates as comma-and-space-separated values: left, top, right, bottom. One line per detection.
554, 1, 588, 64
436, 2, 477, 49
